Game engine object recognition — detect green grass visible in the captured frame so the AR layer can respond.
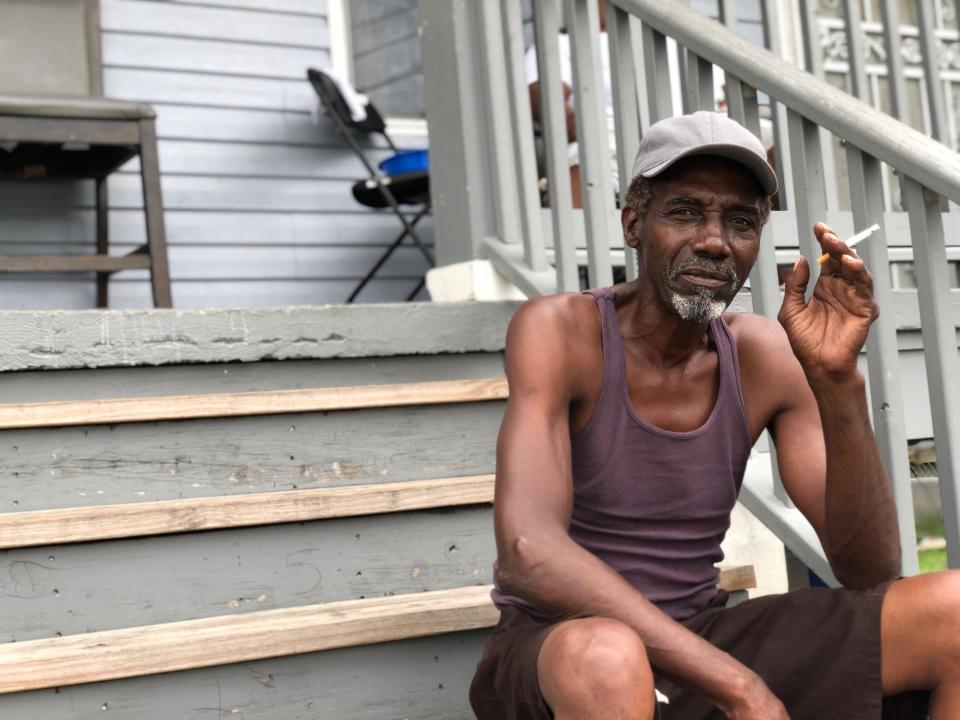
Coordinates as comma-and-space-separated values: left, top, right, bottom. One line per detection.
919, 548, 948, 574
916, 514, 948, 574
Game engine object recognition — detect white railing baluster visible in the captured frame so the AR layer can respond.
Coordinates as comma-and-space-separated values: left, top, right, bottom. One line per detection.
797, 0, 823, 77
607, 2, 641, 282
727, 76, 791, 507
795, 0, 839, 212
628, 16, 651, 134
533, 0, 579, 292
759, 0, 793, 210
786, 110, 827, 285
902, 177, 960, 568
718, 0, 736, 28
694, 54, 714, 111
477, 1, 523, 245
501, 0, 547, 272
841, 0, 868, 100
565, 0, 615, 288
641, 22, 672, 124
846, 147, 919, 575
879, 0, 906, 121
917, 0, 950, 147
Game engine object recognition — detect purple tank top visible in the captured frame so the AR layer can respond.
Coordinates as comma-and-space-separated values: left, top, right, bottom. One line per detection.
492, 287, 753, 620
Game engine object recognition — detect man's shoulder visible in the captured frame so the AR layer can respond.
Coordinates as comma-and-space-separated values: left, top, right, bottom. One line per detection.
724, 310, 790, 353
724, 311, 799, 384
510, 291, 600, 339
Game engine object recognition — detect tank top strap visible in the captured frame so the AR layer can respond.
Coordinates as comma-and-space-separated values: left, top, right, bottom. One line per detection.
582, 287, 624, 394
709, 315, 750, 425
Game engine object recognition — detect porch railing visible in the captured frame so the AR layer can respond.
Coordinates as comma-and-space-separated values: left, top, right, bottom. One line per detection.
417, 0, 960, 582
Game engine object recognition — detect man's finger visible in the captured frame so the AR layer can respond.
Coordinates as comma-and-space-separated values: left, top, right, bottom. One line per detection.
778, 255, 809, 323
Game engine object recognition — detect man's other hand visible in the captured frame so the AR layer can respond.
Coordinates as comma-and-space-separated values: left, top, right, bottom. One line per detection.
720, 672, 790, 720
777, 222, 879, 381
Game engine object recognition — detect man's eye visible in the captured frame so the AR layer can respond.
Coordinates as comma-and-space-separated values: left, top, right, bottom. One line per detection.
673, 208, 696, 217
731, 216, 755, 229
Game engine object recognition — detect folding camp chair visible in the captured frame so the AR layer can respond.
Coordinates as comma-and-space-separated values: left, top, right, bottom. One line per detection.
307, 68, 432, 303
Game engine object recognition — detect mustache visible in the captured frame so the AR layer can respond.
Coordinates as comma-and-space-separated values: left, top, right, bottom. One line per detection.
669, 257, 739, 287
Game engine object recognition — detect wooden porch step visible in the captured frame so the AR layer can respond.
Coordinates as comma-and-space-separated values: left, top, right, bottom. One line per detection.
0, 585, 500, 695
0, 566, 755, 695
0, 473, 496, 549
0, 377, 509, 429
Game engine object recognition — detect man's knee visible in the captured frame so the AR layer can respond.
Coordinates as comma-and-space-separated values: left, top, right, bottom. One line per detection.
928, 571, 960, 668
885, 570, 960, 690
538, 617, 654, 715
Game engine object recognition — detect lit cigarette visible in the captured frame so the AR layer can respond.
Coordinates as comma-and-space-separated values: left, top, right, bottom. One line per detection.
816, 223, 881, 265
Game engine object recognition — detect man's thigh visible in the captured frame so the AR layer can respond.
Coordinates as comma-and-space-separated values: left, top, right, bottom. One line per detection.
657, 584, 894, 719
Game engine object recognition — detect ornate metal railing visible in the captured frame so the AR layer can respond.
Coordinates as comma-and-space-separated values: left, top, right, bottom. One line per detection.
417, 0, 960, 582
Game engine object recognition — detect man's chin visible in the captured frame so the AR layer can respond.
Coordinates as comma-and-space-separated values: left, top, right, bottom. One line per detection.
669, 290, 729, 324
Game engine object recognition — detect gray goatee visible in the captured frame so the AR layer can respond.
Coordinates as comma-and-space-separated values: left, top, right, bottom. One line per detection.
667, 257, 740, 323
669, 289, 728, 323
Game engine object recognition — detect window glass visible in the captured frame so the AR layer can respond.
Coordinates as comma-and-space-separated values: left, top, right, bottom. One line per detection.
349, 0, 425, 119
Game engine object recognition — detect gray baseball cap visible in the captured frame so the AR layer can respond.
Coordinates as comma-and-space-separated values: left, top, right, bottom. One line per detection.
631, 111, 778, 196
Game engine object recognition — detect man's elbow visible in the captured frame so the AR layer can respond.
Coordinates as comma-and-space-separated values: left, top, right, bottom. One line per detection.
497, 531, 554, 597
831, 549, 902, 590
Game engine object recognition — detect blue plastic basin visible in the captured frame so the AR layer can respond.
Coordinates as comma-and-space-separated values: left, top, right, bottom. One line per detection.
378, 149, 429, 175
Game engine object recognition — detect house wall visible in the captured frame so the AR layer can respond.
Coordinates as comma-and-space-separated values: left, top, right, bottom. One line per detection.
0, 0, 432, 310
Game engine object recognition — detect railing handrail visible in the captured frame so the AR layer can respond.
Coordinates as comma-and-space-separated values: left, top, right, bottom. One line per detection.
611, 0, 960, 204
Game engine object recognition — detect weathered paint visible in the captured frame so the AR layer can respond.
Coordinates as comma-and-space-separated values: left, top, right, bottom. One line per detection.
0, 402, 504, 511
0, 353, 505, 404
0, 302, 519, 371
0, 506, 495, 642
0, 628, 491, 720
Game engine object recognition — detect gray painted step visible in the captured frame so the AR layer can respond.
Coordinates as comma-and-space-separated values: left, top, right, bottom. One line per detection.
0, 628, 490, 720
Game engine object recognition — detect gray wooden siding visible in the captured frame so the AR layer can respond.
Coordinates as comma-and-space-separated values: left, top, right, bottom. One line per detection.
0, 0, 432, 309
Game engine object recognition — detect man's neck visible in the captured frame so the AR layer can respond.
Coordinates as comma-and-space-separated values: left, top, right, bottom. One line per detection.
616, 281, 717, 369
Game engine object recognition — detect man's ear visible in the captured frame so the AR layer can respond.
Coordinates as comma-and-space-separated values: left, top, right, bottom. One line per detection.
622, 206, 642, 249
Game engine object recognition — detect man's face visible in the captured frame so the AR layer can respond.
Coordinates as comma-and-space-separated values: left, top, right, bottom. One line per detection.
624, 156, 765, 323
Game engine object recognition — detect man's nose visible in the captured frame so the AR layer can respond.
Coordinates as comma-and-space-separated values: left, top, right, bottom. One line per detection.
691, 217, 730, 258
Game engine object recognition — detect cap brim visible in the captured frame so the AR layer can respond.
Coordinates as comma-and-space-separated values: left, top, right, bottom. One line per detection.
641, 143, 778, 196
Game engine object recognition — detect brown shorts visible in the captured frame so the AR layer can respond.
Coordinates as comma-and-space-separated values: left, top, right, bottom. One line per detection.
469, 583, 930, 720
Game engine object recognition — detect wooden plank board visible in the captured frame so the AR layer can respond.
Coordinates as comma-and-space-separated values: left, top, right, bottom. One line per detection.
0, 244, 432, 282
0, 474, 495, 549
0, 629, 490, 720
0, 505, 497, 642
0, 378, 508, 430
0, 403, 503, 509
0, 254, 150, 273
0, 354, 504, 404
0, 566, 756, 694
0, 585, 500, 694
716, 564, 756, 592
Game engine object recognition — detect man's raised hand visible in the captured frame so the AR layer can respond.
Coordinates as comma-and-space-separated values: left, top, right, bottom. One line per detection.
777, 222, 879, 381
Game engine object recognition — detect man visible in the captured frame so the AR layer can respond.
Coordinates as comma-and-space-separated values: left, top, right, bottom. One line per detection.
469, 112, 960, 719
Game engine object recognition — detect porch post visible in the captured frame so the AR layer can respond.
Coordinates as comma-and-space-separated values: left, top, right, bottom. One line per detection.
417, 0, 495, 266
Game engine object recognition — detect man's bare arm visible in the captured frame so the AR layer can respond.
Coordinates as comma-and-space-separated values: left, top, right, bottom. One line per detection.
770, 224, 901, 588
495, 297, 787, 719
